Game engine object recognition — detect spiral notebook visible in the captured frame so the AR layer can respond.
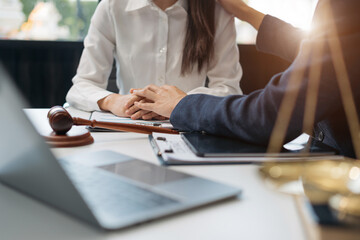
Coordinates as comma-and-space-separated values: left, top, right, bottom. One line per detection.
88, 111, 173, 132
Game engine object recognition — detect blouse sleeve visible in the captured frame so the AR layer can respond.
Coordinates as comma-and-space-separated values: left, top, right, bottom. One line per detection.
66, 0, 116, 111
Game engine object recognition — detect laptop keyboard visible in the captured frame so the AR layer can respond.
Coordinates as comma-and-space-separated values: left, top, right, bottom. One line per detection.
59, 159, 179, 217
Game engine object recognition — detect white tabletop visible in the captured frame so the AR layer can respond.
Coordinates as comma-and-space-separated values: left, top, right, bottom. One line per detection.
0, 108, 311, 240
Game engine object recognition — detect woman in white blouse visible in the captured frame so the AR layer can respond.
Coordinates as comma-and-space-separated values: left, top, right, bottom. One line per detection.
66, 0, 243, 120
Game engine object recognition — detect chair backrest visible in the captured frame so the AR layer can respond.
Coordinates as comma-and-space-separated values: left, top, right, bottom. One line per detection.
239, 44, 291, 94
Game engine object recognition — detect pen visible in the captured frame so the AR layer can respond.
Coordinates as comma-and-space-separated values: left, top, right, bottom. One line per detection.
136, 122, 162, 127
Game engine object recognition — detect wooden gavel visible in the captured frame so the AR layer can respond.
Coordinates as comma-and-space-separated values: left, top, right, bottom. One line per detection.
47, 106, 179, 135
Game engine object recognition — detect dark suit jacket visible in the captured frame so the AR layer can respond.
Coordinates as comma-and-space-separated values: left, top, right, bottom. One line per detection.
170, 0, 360, 158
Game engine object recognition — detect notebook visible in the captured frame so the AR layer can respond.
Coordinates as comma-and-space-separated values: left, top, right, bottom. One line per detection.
88, 111, 173, 132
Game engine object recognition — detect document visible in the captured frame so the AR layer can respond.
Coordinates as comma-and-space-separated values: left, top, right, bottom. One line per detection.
89, 111, 174, 131
149, 133, 343, 165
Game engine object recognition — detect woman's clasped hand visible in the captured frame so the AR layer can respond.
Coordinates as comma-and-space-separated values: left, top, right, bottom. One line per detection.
129, 85, 187, 119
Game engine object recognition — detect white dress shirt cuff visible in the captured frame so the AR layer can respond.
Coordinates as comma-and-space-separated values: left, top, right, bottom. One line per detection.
88, 90, 113, 111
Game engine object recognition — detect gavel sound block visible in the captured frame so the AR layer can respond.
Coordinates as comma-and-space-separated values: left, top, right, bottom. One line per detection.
45, 106, 178, 147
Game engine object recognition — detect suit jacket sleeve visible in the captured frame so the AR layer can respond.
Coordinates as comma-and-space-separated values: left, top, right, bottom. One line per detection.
256, 15, 306, 62
170, 0, 360, 147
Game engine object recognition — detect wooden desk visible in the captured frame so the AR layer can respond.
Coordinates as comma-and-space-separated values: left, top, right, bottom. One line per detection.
0, 108, 309, 240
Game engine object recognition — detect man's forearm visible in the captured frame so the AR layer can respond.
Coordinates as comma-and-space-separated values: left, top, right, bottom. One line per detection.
218, 0, 265, 30
236, 4, 265, 30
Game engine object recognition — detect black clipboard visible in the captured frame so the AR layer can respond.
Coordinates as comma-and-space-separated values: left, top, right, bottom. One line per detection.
181, 132, 337, 157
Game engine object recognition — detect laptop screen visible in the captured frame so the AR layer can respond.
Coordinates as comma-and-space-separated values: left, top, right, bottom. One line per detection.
0, 66, 45, 169
0, 65, 98, 224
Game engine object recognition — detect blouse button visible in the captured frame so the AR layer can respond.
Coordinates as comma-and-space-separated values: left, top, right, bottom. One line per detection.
159, 47, 166, 54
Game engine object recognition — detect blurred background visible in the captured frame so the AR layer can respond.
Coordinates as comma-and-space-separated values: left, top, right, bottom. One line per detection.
0, 0, 317, 108
0, 0, 316, 42
236, 0, 317, 43
1, 0, 97, 41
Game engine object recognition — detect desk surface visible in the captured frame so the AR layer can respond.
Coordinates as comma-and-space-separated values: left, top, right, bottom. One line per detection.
0, 108, 311, 240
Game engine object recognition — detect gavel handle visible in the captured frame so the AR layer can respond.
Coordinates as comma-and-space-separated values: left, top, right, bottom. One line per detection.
72, 117, 179, 135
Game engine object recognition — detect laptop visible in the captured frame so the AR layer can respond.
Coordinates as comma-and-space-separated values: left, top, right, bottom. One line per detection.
0, 65, 241, 230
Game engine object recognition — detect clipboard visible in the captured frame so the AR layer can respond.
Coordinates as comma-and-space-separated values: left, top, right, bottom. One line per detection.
149, 132, 341, 166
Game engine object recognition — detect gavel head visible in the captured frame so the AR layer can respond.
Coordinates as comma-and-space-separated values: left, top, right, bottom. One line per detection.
47, 106, 74, 135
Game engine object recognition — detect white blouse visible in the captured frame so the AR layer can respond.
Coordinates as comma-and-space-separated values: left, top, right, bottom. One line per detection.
66, 0, 243, 111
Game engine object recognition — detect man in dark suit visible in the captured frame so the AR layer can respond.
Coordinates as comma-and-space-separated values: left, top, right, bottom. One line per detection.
132, 0, 360, 158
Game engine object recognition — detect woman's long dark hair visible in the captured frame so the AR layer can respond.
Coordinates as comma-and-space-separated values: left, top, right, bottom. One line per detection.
181, 0, 216, 75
